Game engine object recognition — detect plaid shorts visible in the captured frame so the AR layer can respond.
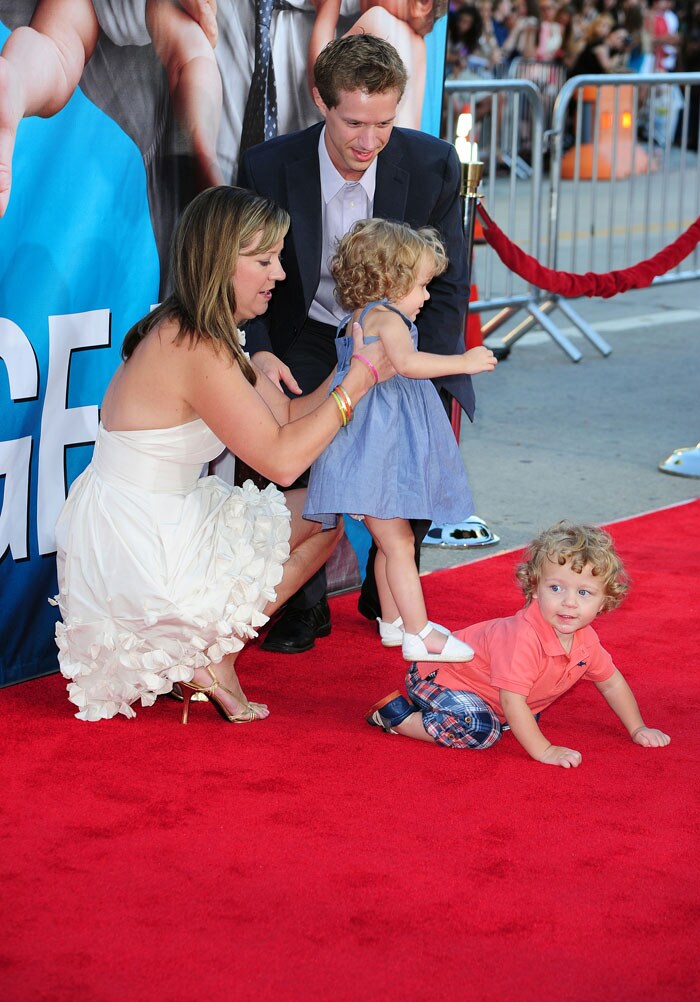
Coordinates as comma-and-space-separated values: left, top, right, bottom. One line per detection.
406, 662, 502, 749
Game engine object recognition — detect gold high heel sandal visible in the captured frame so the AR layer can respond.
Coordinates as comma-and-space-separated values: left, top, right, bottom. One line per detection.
179, 665, 267, 724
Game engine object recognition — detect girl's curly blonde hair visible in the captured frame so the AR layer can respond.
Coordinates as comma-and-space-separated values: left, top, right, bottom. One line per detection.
331, 219, 448, 312
515, 521, 629, 612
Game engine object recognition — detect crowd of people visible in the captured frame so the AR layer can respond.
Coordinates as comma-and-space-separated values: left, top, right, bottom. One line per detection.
446, 0, 699, 149
446, 0, 695, 77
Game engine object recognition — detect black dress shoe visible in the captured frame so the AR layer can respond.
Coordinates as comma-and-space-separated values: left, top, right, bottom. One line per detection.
261, 598, 331, 654
490, 344, 511, 361
357, 592, 381, 622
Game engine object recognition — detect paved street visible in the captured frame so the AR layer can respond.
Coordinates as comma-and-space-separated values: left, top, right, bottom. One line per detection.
423, 279, 700, 572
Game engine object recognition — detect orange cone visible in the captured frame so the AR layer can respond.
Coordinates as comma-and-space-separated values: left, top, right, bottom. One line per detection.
465, 283, 482, 349
562, 84, 649, 180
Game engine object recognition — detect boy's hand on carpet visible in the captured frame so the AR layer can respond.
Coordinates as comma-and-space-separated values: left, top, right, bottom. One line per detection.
631, 726, 671, 748
539, 744, 583, 768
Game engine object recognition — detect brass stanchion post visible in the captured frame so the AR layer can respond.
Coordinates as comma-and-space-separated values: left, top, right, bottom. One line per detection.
422, 119, 500, 551
461, 161, 483, 290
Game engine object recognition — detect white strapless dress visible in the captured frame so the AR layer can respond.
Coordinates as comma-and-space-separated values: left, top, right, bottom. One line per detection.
52, 420, 291, 721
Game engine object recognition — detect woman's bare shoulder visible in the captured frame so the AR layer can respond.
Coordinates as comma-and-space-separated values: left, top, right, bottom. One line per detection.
103, 320, 239, 430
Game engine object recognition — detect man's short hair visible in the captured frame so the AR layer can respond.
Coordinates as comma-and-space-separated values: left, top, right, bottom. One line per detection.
314, 34, 408, 108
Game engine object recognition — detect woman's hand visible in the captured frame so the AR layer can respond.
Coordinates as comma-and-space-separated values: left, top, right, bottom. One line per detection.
349, 322, 396, 386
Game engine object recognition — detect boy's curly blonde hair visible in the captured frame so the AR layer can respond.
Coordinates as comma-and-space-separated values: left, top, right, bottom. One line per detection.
331, 219, 448, 312
515, 521, 629, 612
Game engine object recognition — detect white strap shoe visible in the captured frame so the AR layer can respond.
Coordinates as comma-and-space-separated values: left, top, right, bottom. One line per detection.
401, 622, 474, 663
377, 616, 404, 647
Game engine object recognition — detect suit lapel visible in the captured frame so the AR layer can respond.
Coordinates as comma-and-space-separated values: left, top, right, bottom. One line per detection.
374, 137, 409, 221
286, 136, 323, 310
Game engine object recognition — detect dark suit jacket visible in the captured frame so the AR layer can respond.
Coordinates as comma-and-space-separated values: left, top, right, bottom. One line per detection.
238, 122, 474, 418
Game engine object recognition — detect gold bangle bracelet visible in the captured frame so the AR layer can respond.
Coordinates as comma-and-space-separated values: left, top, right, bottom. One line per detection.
330, 389, 348, 427
335, 384, 354, 423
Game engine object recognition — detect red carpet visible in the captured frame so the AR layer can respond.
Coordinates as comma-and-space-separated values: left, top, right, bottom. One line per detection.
2, 500, 699, 1001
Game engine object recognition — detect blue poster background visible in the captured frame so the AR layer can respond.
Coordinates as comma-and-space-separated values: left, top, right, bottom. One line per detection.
0, 21, 159, 684
0, 13, 447, 686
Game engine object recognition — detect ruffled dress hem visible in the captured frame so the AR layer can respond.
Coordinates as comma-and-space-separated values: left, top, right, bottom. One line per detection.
53, 478, 291, 721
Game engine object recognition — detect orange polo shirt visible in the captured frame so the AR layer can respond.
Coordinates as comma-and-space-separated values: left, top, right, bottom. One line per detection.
418, 601, 616, 722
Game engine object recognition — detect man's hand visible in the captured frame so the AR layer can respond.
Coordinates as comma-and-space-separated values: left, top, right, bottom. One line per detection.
252, 351, 303, 395
180, 1, 218, 47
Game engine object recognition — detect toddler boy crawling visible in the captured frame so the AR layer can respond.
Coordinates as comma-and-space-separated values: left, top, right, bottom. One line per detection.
368, 521, 671, 767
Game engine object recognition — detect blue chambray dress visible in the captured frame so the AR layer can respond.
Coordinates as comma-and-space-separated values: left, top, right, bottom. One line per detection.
303, 301, 474, 528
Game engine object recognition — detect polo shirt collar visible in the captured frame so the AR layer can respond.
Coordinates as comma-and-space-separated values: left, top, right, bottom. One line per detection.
523, 599, 591, 660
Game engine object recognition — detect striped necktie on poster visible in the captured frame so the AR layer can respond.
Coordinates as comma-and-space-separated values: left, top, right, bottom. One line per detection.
240, 0, 293, 154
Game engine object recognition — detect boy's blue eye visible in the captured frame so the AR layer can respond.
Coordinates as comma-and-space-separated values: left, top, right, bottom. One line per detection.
550, 584, 561, 592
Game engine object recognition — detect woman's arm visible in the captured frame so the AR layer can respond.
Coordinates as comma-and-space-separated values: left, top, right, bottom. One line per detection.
307, 0, 341, 95
510, 17, 537, 59
251, 322, 380, 424
594, 42, 621, 72
347, 9, 425, 129
186, 328, 392, 486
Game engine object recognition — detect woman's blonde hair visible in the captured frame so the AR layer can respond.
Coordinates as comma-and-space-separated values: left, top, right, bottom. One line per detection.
515, 520, 629, 612
122, 186, 289, 384
331, 218, 448, 312
587, 13, 614, 43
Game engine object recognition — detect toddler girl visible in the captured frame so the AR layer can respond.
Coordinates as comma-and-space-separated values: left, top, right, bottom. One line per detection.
304, 218, 497, 662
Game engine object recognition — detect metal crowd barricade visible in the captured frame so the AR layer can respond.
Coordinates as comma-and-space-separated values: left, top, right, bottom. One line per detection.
444, 71, 700, 362
443, 79, 545, 309
443, 76, 589, 361
507, 57, 568, 164
526, 71, 700, 359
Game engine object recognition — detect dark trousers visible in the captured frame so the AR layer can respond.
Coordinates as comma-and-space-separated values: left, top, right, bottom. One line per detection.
235, 318, 338, 609
280, 319, 338, 610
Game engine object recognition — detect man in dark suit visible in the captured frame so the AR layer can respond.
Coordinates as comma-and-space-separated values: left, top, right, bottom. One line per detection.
238, 33, 472, 654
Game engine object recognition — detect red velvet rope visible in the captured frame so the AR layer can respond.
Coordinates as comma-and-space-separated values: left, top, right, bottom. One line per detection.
476, 204, 700, 298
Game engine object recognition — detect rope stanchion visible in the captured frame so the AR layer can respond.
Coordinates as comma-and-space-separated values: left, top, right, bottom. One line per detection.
477, 205, 700, 299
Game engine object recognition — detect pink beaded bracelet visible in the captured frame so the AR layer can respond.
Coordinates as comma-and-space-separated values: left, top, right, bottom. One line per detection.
351, 353, 379, 385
